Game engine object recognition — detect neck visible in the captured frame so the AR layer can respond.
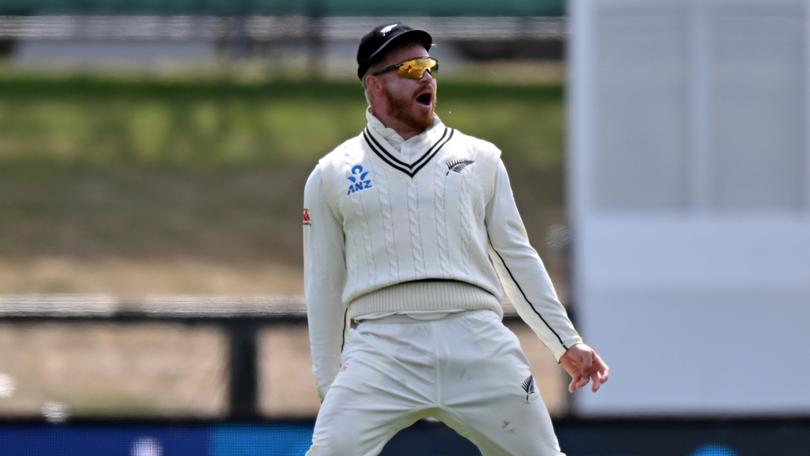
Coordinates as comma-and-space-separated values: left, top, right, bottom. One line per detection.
370, 106, 428, 140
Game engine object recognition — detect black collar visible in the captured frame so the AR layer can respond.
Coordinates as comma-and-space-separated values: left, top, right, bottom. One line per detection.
363, 126, 455, 178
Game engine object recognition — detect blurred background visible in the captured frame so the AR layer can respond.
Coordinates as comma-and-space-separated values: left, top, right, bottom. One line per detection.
0, 0, 808, 455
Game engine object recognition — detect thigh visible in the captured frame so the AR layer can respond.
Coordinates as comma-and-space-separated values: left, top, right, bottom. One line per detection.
308, 325, 434, 456
442, 388, 564, 456
308, 379, 423, 456
439, 312, 565, 456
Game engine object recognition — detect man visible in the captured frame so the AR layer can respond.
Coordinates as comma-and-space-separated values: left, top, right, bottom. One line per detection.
303, 23, 609, 455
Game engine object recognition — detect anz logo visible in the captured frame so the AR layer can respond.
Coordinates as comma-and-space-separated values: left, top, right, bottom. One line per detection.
347, 164, 373, 195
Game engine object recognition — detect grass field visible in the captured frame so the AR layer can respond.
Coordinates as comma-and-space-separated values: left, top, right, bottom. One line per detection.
0, 71, 566, 295
0, 70, 570, 418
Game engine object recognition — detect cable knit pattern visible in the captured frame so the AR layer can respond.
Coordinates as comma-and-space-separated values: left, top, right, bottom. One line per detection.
341, 150, 360, 290
434, 164, 452, 276
353, 185, 376, 288
407, 181, 426, 276
457, 171, 475, 278
375, 168, 399, 281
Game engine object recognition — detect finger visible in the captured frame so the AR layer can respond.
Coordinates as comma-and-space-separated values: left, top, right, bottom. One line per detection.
591, 371, 603, 393
569, 374, 587, 393
576, 375, 589, 391
592, 352, 606, 368
593, 353, 609, 383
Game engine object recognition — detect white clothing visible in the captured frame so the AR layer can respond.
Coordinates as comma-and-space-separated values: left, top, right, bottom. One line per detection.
303, 115, 582, 397
353, 113, 468, 322
306, 310, 565, 456
364, 109, 441, 154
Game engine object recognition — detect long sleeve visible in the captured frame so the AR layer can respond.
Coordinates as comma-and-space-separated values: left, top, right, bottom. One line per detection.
303, 166, 348, 399
485, 159, 583, 361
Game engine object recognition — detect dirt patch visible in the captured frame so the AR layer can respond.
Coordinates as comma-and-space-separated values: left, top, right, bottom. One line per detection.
0, 322, 227, 417
0, 256, 303, 295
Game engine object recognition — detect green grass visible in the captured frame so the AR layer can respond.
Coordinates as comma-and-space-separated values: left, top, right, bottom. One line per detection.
0, 73, 563, 165
0, 73, 565, 270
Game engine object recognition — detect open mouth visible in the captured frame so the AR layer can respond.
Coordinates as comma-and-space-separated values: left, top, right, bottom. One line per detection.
416, 93, 432, 106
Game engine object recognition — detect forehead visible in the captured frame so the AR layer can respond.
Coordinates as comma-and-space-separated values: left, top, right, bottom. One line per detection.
379, 42, 430, 66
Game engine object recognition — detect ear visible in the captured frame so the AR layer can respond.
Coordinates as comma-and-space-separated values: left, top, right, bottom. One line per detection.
365, 74, 384, 95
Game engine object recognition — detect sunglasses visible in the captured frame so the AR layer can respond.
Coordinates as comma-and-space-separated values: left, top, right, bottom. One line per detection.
370, 57, 439, 79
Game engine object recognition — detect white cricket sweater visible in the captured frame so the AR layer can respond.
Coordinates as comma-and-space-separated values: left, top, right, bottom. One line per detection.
303, 113, 583, 397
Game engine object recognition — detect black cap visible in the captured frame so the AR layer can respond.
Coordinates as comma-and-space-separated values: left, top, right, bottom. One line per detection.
356, 23, 432, 80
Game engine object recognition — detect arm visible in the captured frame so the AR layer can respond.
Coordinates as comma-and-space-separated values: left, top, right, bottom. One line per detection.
303, 166, 348, 400
485, 159, 581, 359
485, 159, 608, 392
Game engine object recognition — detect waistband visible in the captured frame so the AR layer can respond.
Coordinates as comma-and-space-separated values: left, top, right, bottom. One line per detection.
347, 280, 503, 321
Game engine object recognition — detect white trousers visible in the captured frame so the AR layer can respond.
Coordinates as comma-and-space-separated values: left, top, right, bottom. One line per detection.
307, 310, 565, 456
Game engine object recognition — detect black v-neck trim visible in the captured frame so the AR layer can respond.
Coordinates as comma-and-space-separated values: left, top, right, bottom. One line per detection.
363, 127, 455, 178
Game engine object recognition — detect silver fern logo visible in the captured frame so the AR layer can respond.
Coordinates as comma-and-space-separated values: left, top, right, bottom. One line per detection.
445, 158, 474, 175
522, 375, 536, 401
380, 24, 398, 35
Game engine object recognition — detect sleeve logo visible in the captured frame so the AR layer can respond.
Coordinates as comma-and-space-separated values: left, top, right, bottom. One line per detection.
347, 164, 373, 195
302, 208, 311, 225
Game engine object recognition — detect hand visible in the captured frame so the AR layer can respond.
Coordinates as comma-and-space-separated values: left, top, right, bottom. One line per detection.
560, 343, 609, 393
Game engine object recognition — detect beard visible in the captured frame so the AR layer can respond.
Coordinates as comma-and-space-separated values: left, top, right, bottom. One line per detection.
383, 85, 434, 133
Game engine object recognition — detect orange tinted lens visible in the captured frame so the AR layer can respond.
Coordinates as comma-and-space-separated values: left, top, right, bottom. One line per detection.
397, 58, 438, 79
